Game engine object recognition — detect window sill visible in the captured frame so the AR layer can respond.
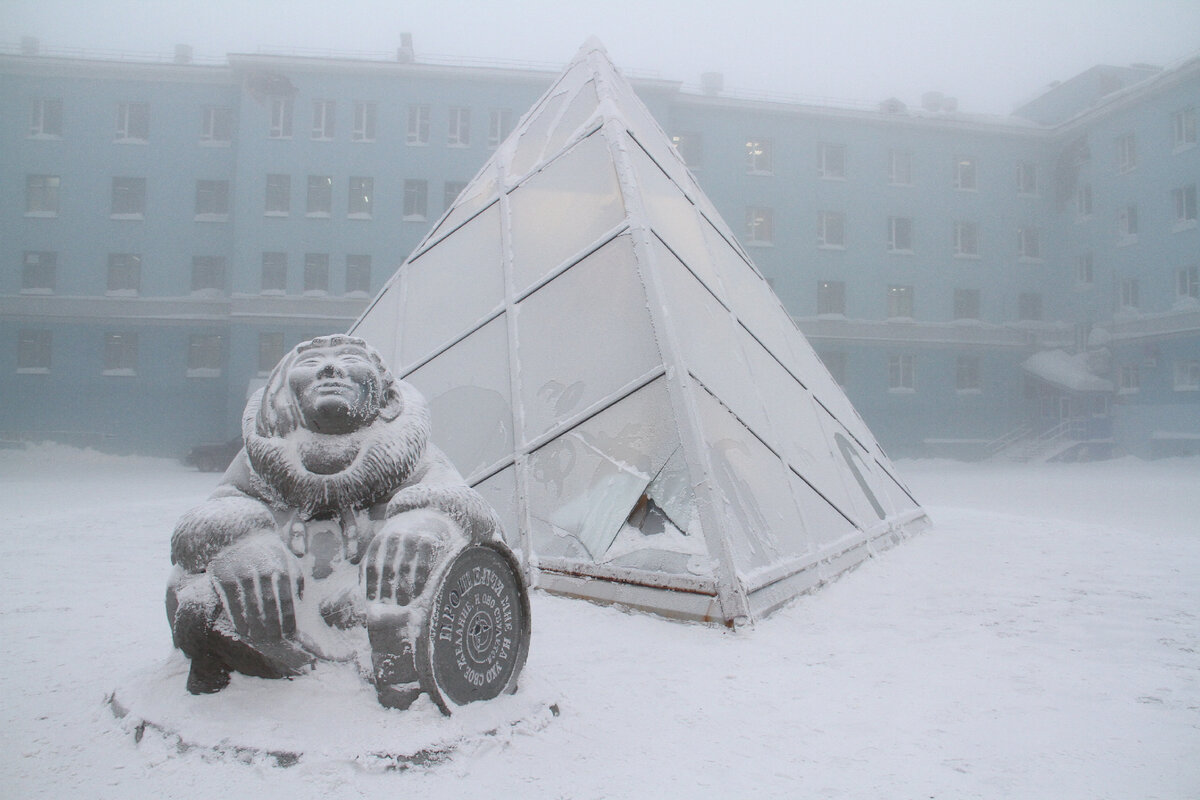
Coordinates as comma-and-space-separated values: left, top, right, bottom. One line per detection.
105, 290, 138, 297
817, 243, 845, 251
311, 136, 334, 142
17, 367, 49, 374
819, 175, 847, 182
306, 212, 331, 219
447, 142, 471, 149
406, 141, 430, 147
186, 368, 221, 378
194, 214, 229, 223
1173, 385, 1200, 392
888, 387, 916, 395
110, 213, 144, 221
347, 212, 373, 220
816, 312, 847, 320
264, 211, 289, 218
20, 288, 53, 295
25, 211, 58, 219
1117, 387, 1140, 395
887, 316, 915, 323
954, 187, 978, 193
351, 137, 376, 144
344, 290, 370, 299
190, 289, 225, 298
746, 170, 774, 177
199, 140, 231, 148
744, 240, 774, 248
113, 138, 147, 145
268, 135, 293, 141
28, 133, 63, 141
1172, 220, 1198, 232
102, 368, 136, 377
954, 253, 982, 260
260, 289, 286, 296
403, 215, 428, 223
303, 290, 329, 297
1173, 142, 1197, 154
950, 317, 982, 325
887, 248, 914, 255
887, 181, 913, 188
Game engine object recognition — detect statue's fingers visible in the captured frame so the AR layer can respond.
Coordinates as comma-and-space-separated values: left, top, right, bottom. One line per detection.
278, 573, 298, 638
240, 575, 270, 641
217, 577, 250, 639
258, 574, 283, 641
363, 537, 383, 599
379, 535, 401, 601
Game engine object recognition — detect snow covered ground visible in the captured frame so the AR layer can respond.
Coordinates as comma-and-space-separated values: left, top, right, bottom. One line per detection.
1, 445, 1197, 799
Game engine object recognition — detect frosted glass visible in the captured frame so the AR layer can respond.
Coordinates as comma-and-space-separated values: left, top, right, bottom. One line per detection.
350, 283, 402, 368
516, 234, 660, 442
786, 469, 859, 554
508, 90, 568, 180
814, 407, 894, 529
406, 316, 513, 481
509, 132, 626, 294
400, 202, 504, 368
545, 80, 600, 159
426, 163, 499, 247
474, 466, 521, 552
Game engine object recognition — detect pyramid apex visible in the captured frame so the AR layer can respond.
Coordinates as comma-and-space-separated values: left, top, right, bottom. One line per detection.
574, 36, 609, 60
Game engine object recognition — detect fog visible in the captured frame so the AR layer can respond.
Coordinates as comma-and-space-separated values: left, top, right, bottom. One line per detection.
4, 0, 1199, 114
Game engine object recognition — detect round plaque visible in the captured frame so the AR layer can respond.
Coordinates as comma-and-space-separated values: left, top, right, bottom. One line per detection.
416, 543, 530, 715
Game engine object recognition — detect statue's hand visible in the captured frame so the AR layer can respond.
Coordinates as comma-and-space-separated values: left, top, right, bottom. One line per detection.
362, 510, 459, 606
208, 533, 303, 642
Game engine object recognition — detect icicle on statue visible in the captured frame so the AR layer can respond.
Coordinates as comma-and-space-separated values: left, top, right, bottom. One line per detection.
165, 335, 530, 713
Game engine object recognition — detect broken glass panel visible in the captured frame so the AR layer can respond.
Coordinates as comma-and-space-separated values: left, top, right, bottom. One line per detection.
516, 234, 661, 443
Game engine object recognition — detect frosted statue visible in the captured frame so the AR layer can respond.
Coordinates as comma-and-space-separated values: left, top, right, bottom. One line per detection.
166, 335, 529, 712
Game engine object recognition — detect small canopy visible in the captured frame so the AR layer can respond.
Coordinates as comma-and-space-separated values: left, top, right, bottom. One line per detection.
1022, 349, 1113, 393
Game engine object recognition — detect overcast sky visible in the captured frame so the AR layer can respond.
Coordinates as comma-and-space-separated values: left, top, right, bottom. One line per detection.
4, 0, 1199, 114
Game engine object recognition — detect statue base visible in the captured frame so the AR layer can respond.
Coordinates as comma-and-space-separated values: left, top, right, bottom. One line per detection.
106, 653, 558, 770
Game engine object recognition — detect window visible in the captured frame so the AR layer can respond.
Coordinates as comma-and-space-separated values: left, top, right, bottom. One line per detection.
953, 157, 976, 190
348, 177, 374, 218
745, 138, 773, 174
18, 330, 51, 372
1018, 226, 1040, 260
1076, 252, 1094, 286
1174, 360, 1200, 391
1174, 107, 1197, 151
953, 288, 980, 320
887, 285, 914, 319
258, 333, 285, 374
30, 98, 63, 137
443, 180, 467, 211
261, 252, 287, 294
191, 256, 226, 293
745, 207, 774, 245
888, 354, 915, 391
671, 132, 703, 167
26, 174, 60, 216
817, 280, 845, 315
888, 149, 912, 185
304, 253, 330, 294
265, 174, 290, 215
115, 102, 149, 141
448, 106, 471, 146
106, 253, 141, 295
819, 351, 847, 387
817, 211, 845, 248
21, 252, 56, 293
103, 332, 137, 374
956, 355, 981, 392
1116, 133, 1136, 173
201, 106, 232, 144
407, 104, 430, 145
954, 221, 979, 257
345, 255, 372, 295
1120, 278, 1140, 310
311, 100, 335, 140
352, 101, 376, 142
187, 334, 223, 375
887, 216, 913, 252
489, 108, 513, 149
1173, 185, 1197, 229
1178, 265, 1199, 301
307, 175, 332, 216
269, 96, 293, 139
1016, 161, 1037, 195
1076, 184, 1093, 219
817, 142, 845, 179
194, 180, 230, 220
111, 177, 146, 218
1018, 292, 1043, 321
1118, 364, 1139, 394
403, 179, 428, 221
1117, 205, 1138, 244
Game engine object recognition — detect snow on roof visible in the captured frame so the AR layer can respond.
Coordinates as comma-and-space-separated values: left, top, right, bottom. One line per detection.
1021, 349, 1112, 393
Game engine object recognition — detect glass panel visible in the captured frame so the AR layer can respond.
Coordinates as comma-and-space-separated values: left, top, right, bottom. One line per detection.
351, 283, 402, 368
406, 316, 513, 480
786, 470, 859, 554
400, 202, 504, 368
813, 407, 895, 528
516, 234, 661, 442
474, 466, 521, 552
426, 163, 499, 246
525, 379, 688, 566
508, 90, 568, 181
544, 80, 600, 159
509, 132, 626, 294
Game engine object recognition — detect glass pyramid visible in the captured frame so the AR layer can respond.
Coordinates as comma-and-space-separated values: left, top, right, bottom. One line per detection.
352, 39, 930, 625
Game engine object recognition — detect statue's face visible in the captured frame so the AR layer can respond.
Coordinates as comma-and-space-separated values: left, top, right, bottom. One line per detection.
287, 344, 384, 435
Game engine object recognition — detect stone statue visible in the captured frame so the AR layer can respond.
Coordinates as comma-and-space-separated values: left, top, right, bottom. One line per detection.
166, 334, 527, 711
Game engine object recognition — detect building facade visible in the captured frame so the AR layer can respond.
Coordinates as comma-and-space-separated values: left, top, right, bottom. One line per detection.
2, 43, 1197, 458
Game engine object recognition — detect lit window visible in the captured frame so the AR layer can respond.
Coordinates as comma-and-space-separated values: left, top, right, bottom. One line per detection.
30, 98, 63, 138
1016, 161, 1037, 195
953, 288, 980, 320
1116, 133, 1136, 173
448, 106, 471, 147
443, 180, 467, 211
21, 251, 56, 293
304, 253, 329, 294
18, 330, 52, 372
1178, 265, 1199, 301
888, 354, 915, 392
345, 255, 372, 295
1018, 226, 1041, 260
956, 355, 981, 392
307, 175, 332, 216
106, 254, 141, 295
1117, 205, 1138, 244
348, 176, 374, 217
887, 285, 914, 318
745, 207, 773, 244
103, 332, 137, 374
888, 149, 912, 185
887, 216, 913, 252
187, 334, 223, 375
1076, 252, 1094, 286
745, 138, 773, 174
201, 106, 232, 144
407, 104, 430, 145
26, 174, 60, 216
817, 211, 844, 248
261, 252, 287, 294
404, 179, 428, 221
1173, 185, 1197, 228
954, 221, 979, 257
111, 177, 146, 218
671, 132, 703, 167
1120, 278, 1140, 310
190, 256, 226, 293
1118, 364, 1139, 393
953, 157, 976, 190
265, 174, 290, 215
269, 96, 293, 139
352, 101, 377, 142
819, 351, 847, 387
1076, 184, 1093, 219
312, 100, 335, 140
258, 333, 285, 374
1174, 360, 1200, 391
115, 102, 149, 142
489, 108, 513, 149
194, 180, 230, 219
1174, 107, 1197, 151
1018, 292, 1043, 321
817, 142, 845, 179
817, 280, 845, 315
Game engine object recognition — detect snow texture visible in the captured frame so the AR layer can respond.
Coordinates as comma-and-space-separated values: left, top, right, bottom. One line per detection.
1, 444, 1198, 798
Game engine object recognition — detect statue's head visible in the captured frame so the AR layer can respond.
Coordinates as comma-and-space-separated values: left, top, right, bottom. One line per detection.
257, 335, 405, 437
